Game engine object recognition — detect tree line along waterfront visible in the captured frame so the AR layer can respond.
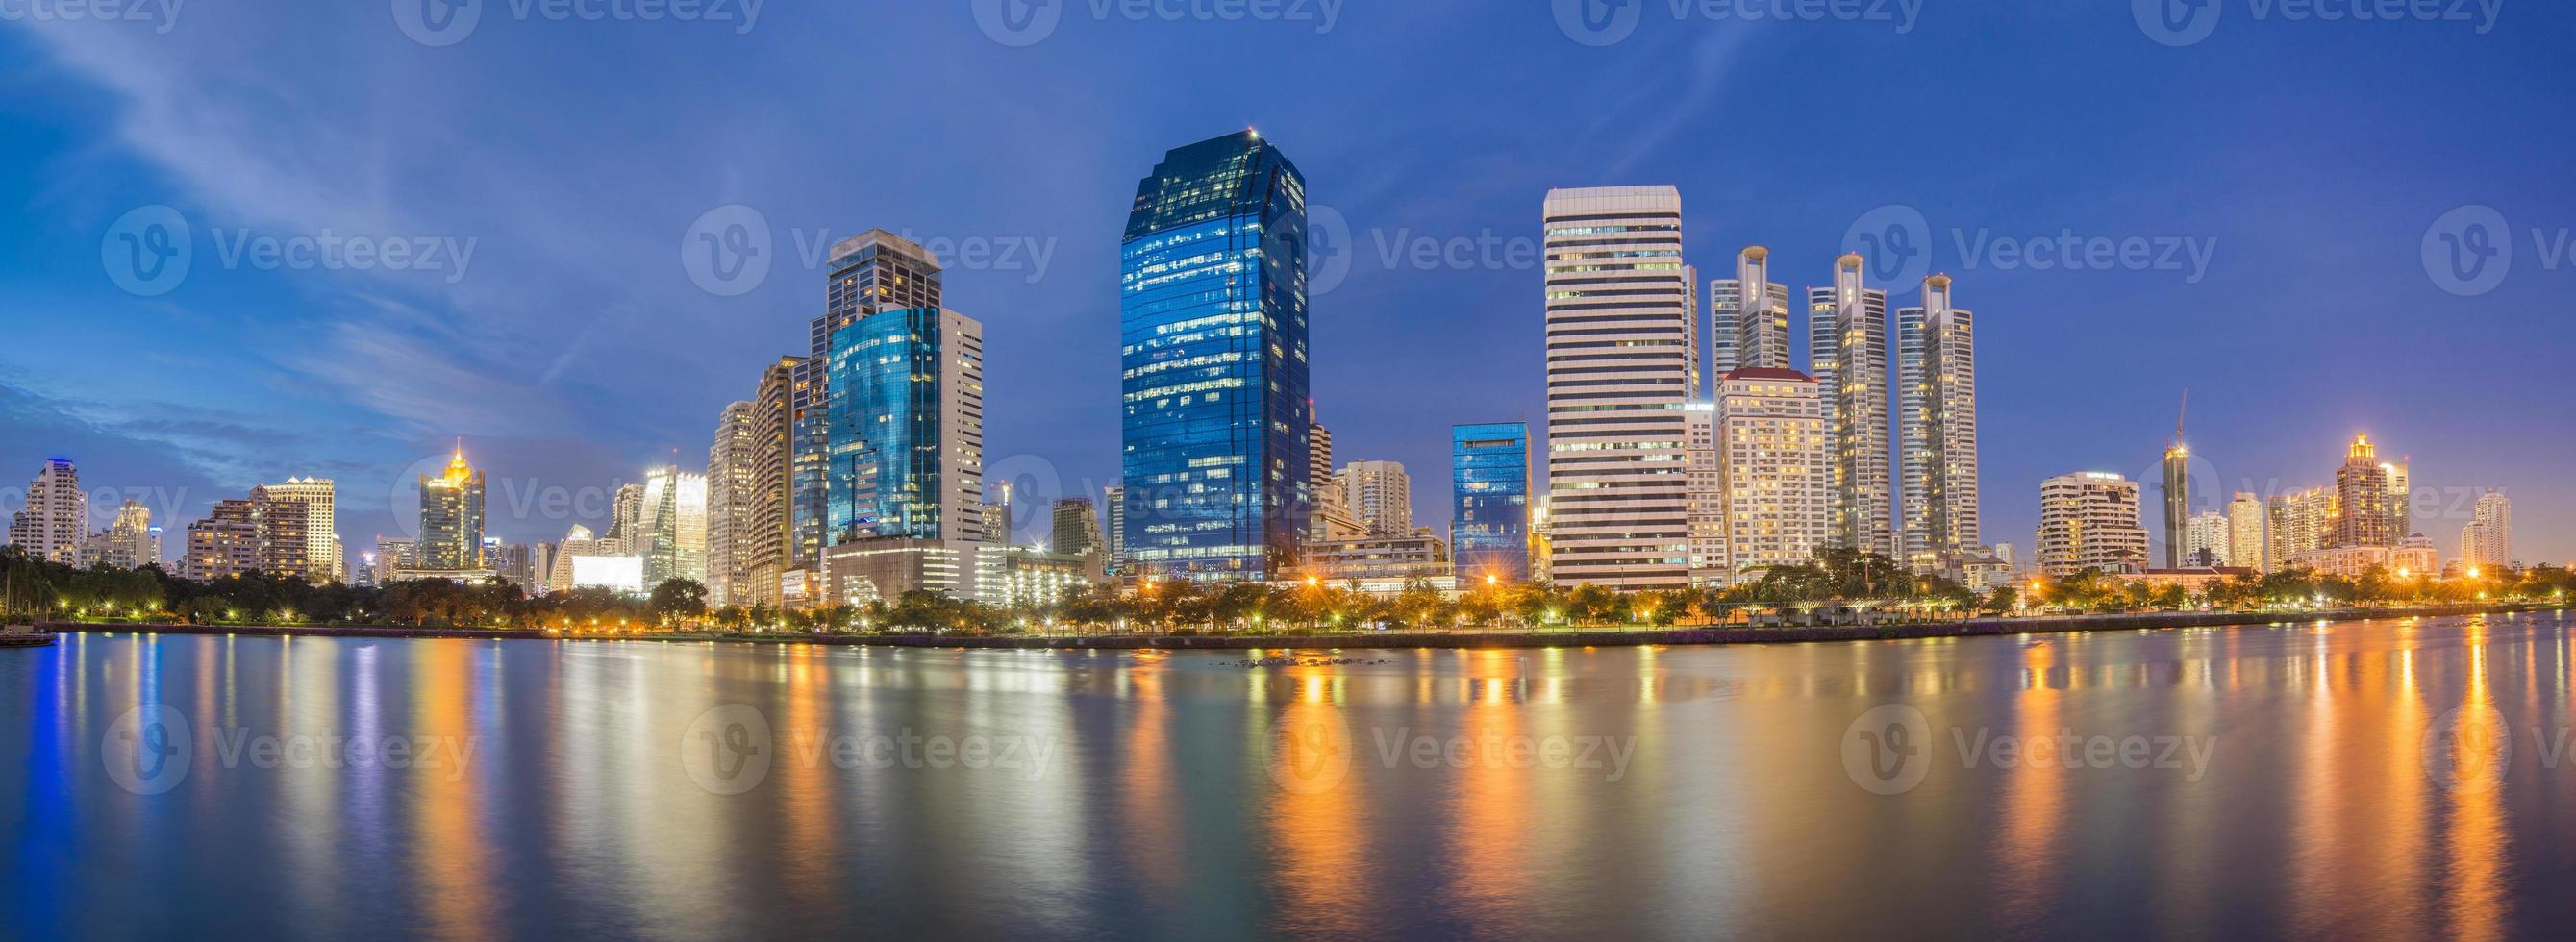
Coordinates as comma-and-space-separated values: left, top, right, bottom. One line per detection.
9, 546, 2569, 638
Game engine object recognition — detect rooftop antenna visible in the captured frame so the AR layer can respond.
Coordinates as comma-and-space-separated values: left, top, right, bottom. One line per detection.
2171, 388, 2188, 445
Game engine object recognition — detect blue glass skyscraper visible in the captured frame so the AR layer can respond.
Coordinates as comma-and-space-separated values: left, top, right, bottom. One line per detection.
1451, 423, 1532, 582
799, 232, 946, 562
1119, 131, 1311, 580
826, 306, 986, 545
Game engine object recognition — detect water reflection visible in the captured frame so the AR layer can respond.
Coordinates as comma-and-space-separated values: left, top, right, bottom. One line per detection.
2, 613, 2574, 937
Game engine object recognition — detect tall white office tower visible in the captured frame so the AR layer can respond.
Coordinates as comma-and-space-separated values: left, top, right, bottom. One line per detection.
1810, 255, 1894, 559
1709, 246, 1794, 378
1541, 186, 1693, 588
1896, 274, 1979, 565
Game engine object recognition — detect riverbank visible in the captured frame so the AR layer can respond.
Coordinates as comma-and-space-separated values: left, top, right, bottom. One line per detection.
38, 602, 2567, 651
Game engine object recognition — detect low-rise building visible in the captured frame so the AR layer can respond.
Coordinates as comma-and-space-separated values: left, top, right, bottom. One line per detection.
1302, 534, 1453, 583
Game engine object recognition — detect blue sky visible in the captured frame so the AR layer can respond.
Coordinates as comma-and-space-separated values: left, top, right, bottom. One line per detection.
2, 2, 2570, 566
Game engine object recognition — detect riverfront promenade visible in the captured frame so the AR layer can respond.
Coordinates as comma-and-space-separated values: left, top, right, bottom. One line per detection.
38, 603, 2567, 651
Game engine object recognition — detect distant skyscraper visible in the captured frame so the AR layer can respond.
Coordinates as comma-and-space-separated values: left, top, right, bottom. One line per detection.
249, 484, 313, 579
606, 483, 644, 556
1813, 255, 1894, 559
371, 535, 413, 586
2382, 458, 2413, 539
826, 306, 986, 544
8, 459, 87, 566
256, 478, 340, 582
639, 465, 709, 587
1051, 498, 1102, 558
418, 443, 487, 571
749, 359, 800, 605
182, 499, 259, 580
2267, 486, 2336, 566
983, 483, 1012, 546
85, 500, 159, 570
798, 230, 945, 579
2333, 435, 2393, 548
2460, 491, 2513, 570
1101, 484, 1126, 574
1120, 131, 1312, 580
1684, 404, 1725, 586
2227, 492, 2266, 571
2038, 472, 2149, 576
1338, 460, 1413, 537
1710, 246, 1792, 378
2184, 510, 2231, 567
1542, 186, 1692, 588
1896, 274, 1980, 565
1713, 369, 1832, 580
1451, 422, 1533, 583
1308, 417, 1362, 540
708, 400, 757, 605
2161, 441, 2191, 569
545, 525, 604, 594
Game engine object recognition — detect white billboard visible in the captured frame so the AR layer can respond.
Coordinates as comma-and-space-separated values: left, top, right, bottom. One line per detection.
570, 555, 645, 595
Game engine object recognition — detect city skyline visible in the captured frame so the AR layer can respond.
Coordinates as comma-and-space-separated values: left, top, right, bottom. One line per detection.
1, 7, 2570, 568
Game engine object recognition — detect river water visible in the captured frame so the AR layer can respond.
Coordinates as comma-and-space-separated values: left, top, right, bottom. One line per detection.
6, 612, 2575, 939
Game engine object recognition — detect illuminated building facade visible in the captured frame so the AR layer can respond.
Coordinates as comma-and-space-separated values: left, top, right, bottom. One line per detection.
1450, 422, 1533, 583
1120, 131, 1312, 580
418, 444, 487, 571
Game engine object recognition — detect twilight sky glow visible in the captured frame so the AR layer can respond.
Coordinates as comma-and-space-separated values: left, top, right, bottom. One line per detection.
1, 2, 2570, 565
